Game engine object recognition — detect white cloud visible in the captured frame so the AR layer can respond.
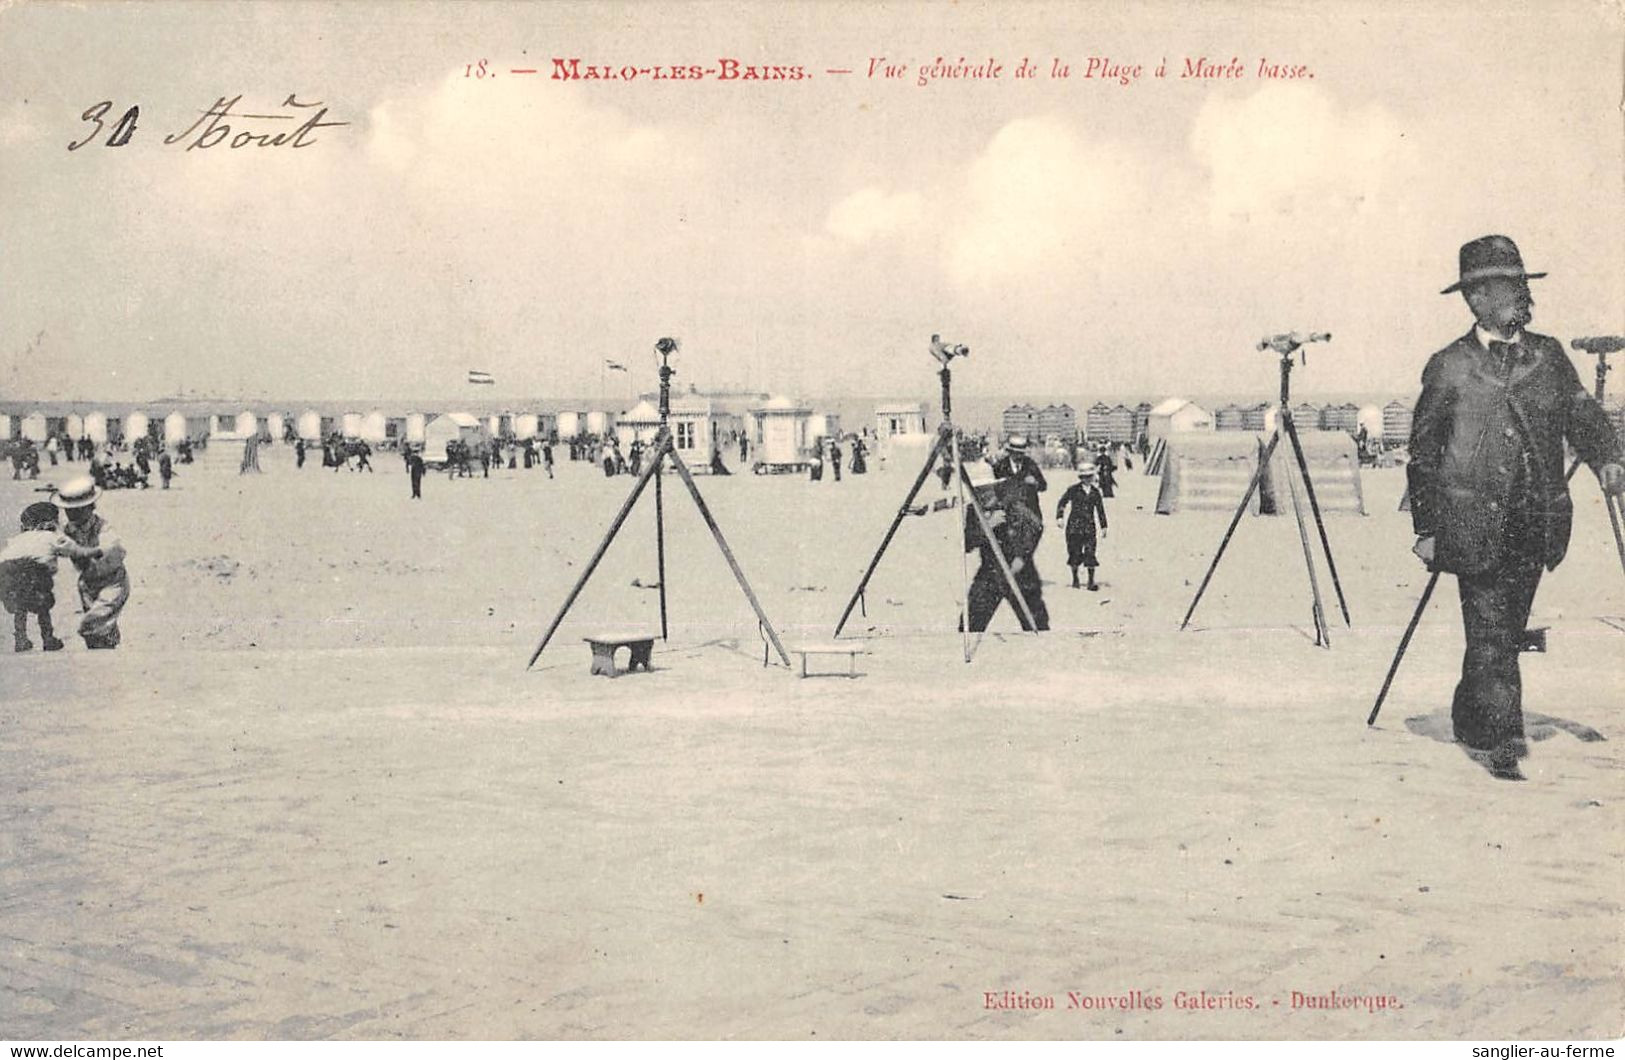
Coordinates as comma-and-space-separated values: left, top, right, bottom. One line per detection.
1190, 83, 1418, 225
366, 73, 700, 218
942, 116, 1148, 289
824, 187, 924, 244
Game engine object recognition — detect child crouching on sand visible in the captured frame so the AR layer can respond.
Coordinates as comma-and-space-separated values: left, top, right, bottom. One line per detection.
55, 476, 129, 650
0, 501, 101, 652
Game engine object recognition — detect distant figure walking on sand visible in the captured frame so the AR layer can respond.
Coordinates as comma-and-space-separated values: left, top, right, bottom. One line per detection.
407, 449, 425, 500
1056, 464, 1108, 590
240, 436, 261, 474
159, 451, 175, 490
55, 477, 130, 650
1094, 447, 1118, 499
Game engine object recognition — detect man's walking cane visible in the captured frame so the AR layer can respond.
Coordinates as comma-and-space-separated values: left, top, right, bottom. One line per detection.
1368, 569, 1441, 726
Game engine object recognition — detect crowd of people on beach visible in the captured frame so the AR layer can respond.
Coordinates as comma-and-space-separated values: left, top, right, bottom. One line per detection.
5, 431, 203, 481
808, 436, 869, 481
5, 433, 197, 491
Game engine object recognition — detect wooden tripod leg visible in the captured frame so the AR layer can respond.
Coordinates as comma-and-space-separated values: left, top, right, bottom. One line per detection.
1608, 492, 1625, 576
526, 443, 665, 669
1369, 570, 1440, 726
949, 430, 974, 660
1565, 458, 1625, 575
1282, 441, 1330, 647
655, 465, 669, 640
833, 432, 947, 636
958, 463, 1039, 634
665, 445, 793, 667
1181, 431, 1281, 630
1283, 413, 1351, 626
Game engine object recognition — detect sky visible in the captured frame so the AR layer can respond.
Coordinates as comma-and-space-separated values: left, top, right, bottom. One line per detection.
1, 0, 1622, 407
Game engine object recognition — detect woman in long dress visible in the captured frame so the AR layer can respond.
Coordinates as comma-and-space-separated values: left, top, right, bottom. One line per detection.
240, 435, 261, 474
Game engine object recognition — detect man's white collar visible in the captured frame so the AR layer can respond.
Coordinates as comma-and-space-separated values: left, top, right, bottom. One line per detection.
1476, 324, 1523, 348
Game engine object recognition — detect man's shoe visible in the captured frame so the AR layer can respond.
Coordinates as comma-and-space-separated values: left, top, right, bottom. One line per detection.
1488, 743, 1526, 781
14, 638, 33, 652
41, 636, 65, 652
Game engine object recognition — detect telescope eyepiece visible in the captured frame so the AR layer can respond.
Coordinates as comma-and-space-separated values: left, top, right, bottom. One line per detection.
1573, 336, 1625, 355
930, 334, 970, 365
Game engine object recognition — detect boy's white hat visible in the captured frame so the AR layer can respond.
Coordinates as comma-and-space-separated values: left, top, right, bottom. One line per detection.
55, 475, 100, 509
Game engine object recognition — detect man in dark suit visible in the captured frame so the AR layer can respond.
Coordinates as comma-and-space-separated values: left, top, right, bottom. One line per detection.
992, 436, 1048, 529
1408, 235, 1624, 780
963, 477, 1049, 632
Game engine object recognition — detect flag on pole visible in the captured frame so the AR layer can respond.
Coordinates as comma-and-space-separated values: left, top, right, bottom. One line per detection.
467, 370, 494, 385
604, 360, 627, 373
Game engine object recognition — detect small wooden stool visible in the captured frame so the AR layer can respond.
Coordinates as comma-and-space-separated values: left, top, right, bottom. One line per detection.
788, 641, 866, 678
584, 633, 656, 677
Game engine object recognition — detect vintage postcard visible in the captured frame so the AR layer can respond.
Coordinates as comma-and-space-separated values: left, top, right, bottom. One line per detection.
2, 0, 1622, 1044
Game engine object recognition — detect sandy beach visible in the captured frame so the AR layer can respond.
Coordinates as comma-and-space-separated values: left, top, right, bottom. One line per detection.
2, 444, 1621, 1040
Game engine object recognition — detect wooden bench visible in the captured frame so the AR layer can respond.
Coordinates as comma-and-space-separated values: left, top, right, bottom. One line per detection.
584, 633, 656, 677
788, 641, 866, 678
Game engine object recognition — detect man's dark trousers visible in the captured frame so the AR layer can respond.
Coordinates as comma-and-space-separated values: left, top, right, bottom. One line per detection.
966, 552, 1049, 632
1452, 553, 1542, 751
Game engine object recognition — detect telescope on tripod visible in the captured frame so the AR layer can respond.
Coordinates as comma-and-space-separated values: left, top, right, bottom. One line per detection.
526, 336, 791, 671
1181, 330, 1351, 646
833, 334, 1038, 660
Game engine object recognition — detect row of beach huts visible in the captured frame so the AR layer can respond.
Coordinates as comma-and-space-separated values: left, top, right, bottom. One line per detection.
1003, 399, 1422, 447
0, 393, 932, 472
13, 393, 1618, 465
1009, 397, 1625, 447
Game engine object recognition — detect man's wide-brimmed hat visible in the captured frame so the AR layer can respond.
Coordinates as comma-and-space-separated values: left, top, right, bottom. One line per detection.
1077, 464, 1098, 478
55, 475, 99, 509
1005, 435, 1029, 450
1441, 235, 1546, 295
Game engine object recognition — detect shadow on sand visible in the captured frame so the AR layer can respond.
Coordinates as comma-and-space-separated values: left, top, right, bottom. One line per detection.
1404, 711, 1607, 781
